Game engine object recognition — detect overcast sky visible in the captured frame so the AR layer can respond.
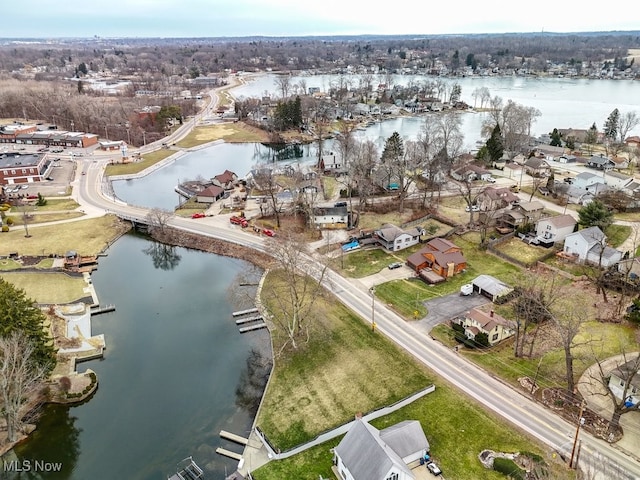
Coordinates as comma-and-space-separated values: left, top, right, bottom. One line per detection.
3, 0, 638, 38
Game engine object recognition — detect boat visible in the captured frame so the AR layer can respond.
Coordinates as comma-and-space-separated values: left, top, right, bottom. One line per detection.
168, 456, 205, 480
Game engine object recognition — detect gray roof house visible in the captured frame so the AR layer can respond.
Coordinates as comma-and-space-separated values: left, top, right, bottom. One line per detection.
535, 214, 577, 243
472, 275, 514, 302
607, 356, 640, 406
374, 224, 423, 251
333, 419, 430, 480
563, 226, 623, 267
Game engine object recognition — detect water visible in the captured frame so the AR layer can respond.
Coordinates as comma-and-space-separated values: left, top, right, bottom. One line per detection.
115, 74, 640, 210
11, 233, 270, 480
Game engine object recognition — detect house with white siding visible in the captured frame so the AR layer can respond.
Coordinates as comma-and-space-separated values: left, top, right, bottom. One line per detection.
563, 226, 623, 267
535, 214, 577, 243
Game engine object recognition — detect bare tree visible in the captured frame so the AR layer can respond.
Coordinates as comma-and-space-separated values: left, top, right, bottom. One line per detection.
589, 350, 640, 436
348, 139, 378, 213
0, 332, 49, 443
274, 73, 292, 99
252, 168, 286, 228
145, 207, 172, 234
262, 232, 328, 352
618, 111, 639, 144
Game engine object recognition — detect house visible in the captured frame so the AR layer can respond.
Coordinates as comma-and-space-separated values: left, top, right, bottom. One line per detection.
472, 274, 514, 302
607, 356, 640, 407
563, 226, 623, 267
450, 164, 490, 182
211, 169, 238, 190
603, 170, 633, 189
586, 154, 615, 170
407, 238, 467, 283
535, 214, 577, 243
495, 201, 545, 230
312, 206, 349, 229
535, 145, 567, 161
454, 307, 515, 346
333, 418, 430, 480
523, 157, 551, 177
195, 185, 225, 203
513, 201, 544, 223
319, 151, 344, 173
476, 186, 519, 211
374, 224, 422, 251
625, 136, 640, 149
611, 155, 630, 170
573, 172, 604, 190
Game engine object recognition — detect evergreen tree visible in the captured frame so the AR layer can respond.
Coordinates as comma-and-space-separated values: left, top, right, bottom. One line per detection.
381, 131, 404, 164
549, 128, 562, 147
604, 108, 620, 141
577, 199, 613, 229
0, 279, 56, 372
486, 124, 504, 163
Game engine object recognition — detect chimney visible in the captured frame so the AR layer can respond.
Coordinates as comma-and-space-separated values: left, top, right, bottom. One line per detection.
490, 310, 494, 317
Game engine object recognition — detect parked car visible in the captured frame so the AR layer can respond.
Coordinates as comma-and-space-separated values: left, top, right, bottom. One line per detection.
465, 205, 480, 212
388, 262, 403, 270
426, 462, 442, 476
485, 176, 496, 183
334, 201, 347, 207
509, 184, 520, 192
191, 212, 206, 219
262, 228, 276, 237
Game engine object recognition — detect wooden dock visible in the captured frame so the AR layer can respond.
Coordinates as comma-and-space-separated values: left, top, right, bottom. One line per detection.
238, 322, 267, 333
232, 307, 259, 317
168, 456, 204, 480
90, 305, 116, 316
235, 315, 263, 325
220, 430, 248, 445
215, 447, 242, 461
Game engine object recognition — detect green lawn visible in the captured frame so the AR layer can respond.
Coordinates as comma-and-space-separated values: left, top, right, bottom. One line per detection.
257, 272, 433, 451
254, 381, 572, 480
0, 272, 88, 304
335, 248, 396, 277
604, 224, 632, 248
493, 237, 555, 265
105, 149, 174, 176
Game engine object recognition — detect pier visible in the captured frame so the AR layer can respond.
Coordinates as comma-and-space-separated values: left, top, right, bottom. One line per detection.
168, 456, 204, 480
232, 307, 259, 317
215, 447, 243, 461
238, 322, 267, 333
220, 430, 248, 445
90, 305, 116, 316
235, 315, 263, 325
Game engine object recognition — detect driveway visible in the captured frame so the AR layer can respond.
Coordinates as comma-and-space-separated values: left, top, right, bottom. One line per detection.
413, 291, 490, 335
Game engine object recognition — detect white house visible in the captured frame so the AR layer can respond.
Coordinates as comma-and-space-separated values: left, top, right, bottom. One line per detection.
563, 226, 623, 267
573, 172, 604, 190
603, 170, 633, 189
535, 214, 577, 243
312, 206, 349, 229
454, 307, 515, 346
374, 224, 422, 251
333, 418, 430, 480
607, 356, 640, 407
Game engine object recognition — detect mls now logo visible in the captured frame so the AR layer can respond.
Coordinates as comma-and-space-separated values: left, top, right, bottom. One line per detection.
3, 460, 63, 472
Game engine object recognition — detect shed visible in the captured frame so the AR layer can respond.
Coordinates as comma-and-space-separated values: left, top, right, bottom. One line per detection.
472, 275, 513, 302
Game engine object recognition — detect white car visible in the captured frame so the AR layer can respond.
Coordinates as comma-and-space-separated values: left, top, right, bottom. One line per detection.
465, 205, 480, 212
427, 462, 442, 476
485, 176, 496, 183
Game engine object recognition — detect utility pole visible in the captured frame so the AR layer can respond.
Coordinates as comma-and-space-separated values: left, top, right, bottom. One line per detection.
570, 400, 586, 469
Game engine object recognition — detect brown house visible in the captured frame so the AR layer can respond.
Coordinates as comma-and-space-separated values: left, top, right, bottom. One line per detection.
407, 238, 467, 283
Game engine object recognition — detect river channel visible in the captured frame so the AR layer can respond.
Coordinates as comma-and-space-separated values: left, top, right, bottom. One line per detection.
10, 233, 270, 480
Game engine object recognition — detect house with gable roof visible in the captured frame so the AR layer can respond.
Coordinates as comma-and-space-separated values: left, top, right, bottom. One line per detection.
476, 186, 519, 211
333, 418, 430, 480
407, 238, 467, 283
535, 214, 577, 244
563, 226, 623, 267
374, 224, 423, 251
211, 169, 238, 190
454, 307, 515, 346
607, 356, 640, 406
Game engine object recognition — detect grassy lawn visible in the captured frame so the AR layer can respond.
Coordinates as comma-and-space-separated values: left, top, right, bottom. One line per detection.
604, 224, 631, 248
0, 214, 130, 256
459, 321, 637, 391
0, 258, 22, 271
9, 211, 85, 225
493, 237, 555, 265
335, 248, 395, 277
0, 272, 88, 304
356, 210, 420, 230
31, 198, 80, 211
105, 149, 174, 176
175, 123, 269, 148
614, 211, 640, 222
257, 272, 433, 451
254, 381, 571, 480
374, 278, 429, 318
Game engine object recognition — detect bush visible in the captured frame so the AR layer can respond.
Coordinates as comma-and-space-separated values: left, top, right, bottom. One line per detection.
5, 217, 14, 226
493, 457, 525, 479
1, 225, 9, 233
59, 376, 72, 393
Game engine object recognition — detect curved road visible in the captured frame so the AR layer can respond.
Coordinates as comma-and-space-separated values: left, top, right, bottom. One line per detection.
72, 86, 640, 480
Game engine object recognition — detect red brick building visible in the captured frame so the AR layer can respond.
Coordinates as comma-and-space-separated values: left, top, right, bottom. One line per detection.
0, 152, 48, 185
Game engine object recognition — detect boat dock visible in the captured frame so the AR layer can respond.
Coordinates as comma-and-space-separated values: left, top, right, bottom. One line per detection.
220, 430, 248, 445
238, 323, 267, 333
90, 305, 116, 316
235, 315, 263, 325
215, 447, 242, 461
232, 307, 259, 317
168, 456, 204, 480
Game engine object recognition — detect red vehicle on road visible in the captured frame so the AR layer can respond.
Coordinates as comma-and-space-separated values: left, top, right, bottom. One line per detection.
230, 216, 249, 227
191, 212, 206, 219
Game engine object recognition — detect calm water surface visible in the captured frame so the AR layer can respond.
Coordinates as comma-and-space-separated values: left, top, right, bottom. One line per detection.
12, 233, 270, 480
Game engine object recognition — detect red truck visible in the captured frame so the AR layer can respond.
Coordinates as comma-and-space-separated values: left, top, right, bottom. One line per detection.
230, 216, 249, 228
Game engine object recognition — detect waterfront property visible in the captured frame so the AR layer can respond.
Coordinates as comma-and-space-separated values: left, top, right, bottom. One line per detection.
333, 418, 430, 480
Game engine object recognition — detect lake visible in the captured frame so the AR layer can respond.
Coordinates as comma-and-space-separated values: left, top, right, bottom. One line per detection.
10, 233, 270, 480
114, 74, 640, 210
